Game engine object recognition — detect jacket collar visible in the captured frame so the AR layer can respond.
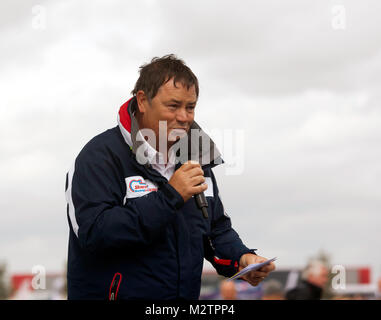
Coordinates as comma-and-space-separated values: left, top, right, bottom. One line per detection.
117, 97, 223, 168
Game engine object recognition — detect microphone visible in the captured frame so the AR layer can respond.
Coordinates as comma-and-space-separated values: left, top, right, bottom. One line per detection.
187, 160, 208, 219
195, 191, 208, 219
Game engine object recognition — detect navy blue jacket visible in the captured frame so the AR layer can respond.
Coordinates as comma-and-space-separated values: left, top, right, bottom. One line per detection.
65, 97, 255, 300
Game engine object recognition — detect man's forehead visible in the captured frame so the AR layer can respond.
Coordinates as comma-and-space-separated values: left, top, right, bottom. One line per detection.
157, 79, 197, 102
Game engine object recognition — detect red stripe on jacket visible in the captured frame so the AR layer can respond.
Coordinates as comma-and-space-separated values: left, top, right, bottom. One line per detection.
118, 98, 134, 133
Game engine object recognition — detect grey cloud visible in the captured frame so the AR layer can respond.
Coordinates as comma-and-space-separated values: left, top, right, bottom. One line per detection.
153, 0, 381, 95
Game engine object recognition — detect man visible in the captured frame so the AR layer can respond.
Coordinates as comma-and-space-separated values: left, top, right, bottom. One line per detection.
285, 260, 329, 300
65, 54, 275, 300
261, 279, 285, 300
219, 280, 237, 300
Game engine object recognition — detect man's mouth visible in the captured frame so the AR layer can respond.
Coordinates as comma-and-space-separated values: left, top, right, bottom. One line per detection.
169, 128, 188, 140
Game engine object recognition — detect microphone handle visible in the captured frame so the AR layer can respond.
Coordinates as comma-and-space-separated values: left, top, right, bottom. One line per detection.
195, 192, 208, 219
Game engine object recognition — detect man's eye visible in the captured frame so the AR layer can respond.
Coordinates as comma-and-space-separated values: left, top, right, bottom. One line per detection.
187, 106, 195, 111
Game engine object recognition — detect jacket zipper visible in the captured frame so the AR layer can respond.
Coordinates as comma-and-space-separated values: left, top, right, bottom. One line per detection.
109, 273, 122, 301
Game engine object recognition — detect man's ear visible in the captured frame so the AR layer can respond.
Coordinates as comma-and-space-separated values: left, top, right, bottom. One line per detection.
136, 90, 149, 114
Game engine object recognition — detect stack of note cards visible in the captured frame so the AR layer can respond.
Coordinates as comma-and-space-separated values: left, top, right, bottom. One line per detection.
229, 257, 277, 280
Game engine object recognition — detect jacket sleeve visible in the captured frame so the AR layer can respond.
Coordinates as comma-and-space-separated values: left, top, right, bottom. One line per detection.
65, 143, 184, 255
203, 169, 257, 277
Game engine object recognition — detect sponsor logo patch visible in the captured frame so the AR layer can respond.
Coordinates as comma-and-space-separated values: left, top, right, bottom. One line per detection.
123, 176, 158, 204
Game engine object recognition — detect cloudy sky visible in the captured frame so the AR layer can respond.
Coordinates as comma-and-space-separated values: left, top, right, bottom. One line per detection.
1, 0, 380, 284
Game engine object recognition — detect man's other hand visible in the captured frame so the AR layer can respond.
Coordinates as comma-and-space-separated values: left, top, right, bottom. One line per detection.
238, 254, 276, 286
168, 161, 208, 202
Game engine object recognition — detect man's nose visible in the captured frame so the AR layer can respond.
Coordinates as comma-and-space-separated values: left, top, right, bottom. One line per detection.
175, 107, 189, 123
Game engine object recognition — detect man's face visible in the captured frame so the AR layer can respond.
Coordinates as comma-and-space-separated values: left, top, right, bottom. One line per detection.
309, 266, 329, 288
136, 78, 197, 150
220, 281, 237, 300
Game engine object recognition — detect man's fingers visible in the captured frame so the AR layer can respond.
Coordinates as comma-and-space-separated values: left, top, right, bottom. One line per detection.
250, 271, 268, 278
243, 270, 270, 284
191, 175, 206, 186
247, 278, 261, 286
188, 167, 204, 178
245, 274, 266, 287
239, 256, 276, 287
259, 263, 276, 273
182, 161, 201, 171
192, 183, 208, 194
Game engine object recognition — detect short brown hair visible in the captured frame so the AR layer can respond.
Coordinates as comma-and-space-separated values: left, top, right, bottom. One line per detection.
131, 54, 199, 101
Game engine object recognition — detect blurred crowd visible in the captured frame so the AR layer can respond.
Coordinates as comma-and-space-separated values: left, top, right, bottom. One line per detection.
217, 260, 380, 300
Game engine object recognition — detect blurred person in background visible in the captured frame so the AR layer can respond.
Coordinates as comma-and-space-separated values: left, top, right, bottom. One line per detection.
286, 260, 329, 300
261, 279, 284, 300
219, 279, 237, 300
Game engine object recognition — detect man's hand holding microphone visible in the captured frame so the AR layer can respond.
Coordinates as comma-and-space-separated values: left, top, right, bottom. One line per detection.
168, 160, 207, 203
